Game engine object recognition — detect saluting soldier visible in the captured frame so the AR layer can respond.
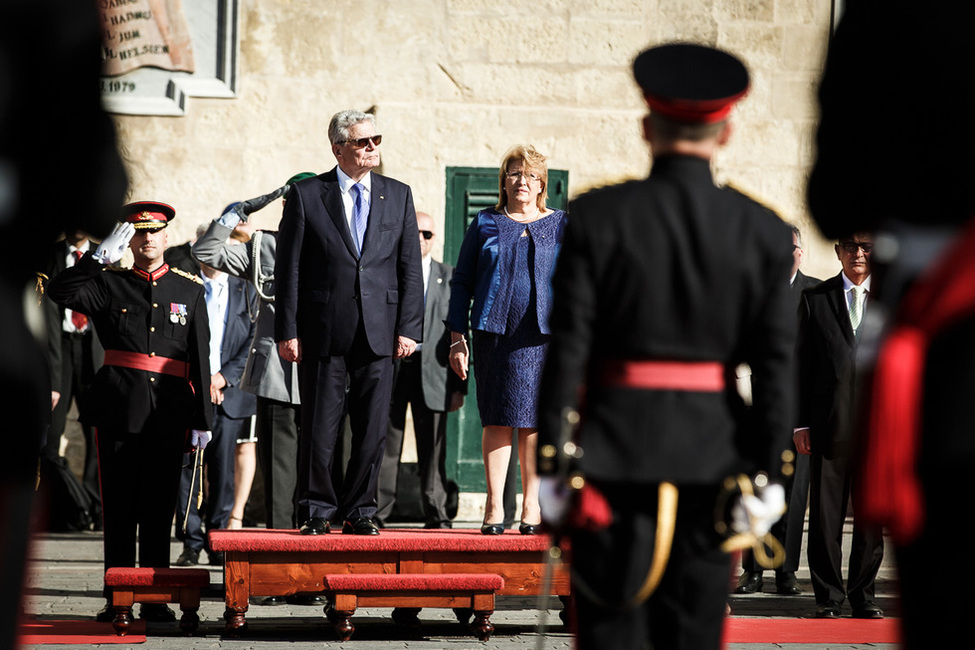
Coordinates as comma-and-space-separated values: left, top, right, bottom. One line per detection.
48, 202, 212, 622
537, 44, 796, 649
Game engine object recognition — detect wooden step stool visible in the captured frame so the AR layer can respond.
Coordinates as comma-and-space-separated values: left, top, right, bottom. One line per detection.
321, 572, 504, 641
104, 567, 211, 635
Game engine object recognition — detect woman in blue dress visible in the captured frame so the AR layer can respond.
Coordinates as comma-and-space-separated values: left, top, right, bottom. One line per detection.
446, 145, 567, 535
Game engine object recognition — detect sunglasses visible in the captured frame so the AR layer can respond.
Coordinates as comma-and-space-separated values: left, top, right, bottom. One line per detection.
838, 241, 874, 254
345, 134, 382, 148
420, 230, 434, 240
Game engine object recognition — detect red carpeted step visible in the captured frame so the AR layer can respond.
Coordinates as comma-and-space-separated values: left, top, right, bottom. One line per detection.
104, 567, 210, 588
209, 527, 551, 553
18, 619, 147, 644
723, 617, 901, 644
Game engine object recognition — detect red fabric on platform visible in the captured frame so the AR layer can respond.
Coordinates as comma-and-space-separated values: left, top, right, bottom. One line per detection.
18, 619, 147, 644
323, 572, 504, 591
723, 617, 901, 643
104, 567, 210, 587
208, 527, 551, 553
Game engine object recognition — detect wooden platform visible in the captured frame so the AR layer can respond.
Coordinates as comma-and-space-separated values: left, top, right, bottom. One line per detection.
208, 528, 570, 634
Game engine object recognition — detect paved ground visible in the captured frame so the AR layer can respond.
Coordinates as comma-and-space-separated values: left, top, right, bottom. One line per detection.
20, 521, 901, 649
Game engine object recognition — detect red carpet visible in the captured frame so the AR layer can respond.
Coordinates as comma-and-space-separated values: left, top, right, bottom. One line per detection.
17, 619, 146, 645
723, 617, 901, 644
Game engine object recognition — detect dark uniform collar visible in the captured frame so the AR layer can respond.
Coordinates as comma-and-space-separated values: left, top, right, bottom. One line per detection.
131, 264, 170, 282
650, 153, 714, 178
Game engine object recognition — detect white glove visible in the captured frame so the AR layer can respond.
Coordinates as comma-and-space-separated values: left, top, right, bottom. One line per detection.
731, 482, 786, 538
216, 205, 244, 229
538, 476, 573, 527
190, 429, 212, 452
91, 222, 135, 265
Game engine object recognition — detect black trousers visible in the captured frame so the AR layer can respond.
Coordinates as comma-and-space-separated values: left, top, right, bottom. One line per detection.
48, 331, 100, 514
175, 410, 246, 550
95, 427, 185, 597
376, 357, 450, 526
807, 452, 884, 606
570, 482, 729, 650
256, 396, 300, 529
298, 327, 393, 522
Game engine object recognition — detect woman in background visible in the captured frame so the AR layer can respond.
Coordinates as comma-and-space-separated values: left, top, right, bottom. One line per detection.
447, 144, 567, 535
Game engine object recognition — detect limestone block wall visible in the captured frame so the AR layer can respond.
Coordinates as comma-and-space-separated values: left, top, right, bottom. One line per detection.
112, 0, 839, 280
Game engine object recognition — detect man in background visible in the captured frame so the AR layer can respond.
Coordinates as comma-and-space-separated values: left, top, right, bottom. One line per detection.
793, 234, 884, 619
376, 212, 465, 529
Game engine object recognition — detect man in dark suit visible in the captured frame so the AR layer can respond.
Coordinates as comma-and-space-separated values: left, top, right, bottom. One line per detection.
376, 212, 465, 529
537, 44, 796, 650
794, 233, 884, 619
175, 261, 257, 566
276, 110, 423, 536
736, 224, 821, 595
42, 230, 104, 526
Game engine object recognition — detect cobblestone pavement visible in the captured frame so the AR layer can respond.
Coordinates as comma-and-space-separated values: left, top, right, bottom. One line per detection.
20, 523, 900, 650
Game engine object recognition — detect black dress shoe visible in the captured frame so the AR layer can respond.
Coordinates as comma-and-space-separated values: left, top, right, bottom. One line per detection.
175, 548, 200, 566
519, 522, 542, 535
734, 571, 764, 594
140, 603, 176, 622
95, 603, 115, 623
815, 600, 842, 618
299, 517, 331, 535
256, 596, 287, 606
480, 522, 504, 535
853, 601, 884, 619
342, 517, 380, 535
775, 570, 802, 595
208, 550, 225, 566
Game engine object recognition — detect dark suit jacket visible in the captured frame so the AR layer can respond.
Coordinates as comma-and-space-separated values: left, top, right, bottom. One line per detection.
538, 155, 796, 484
213, 275, 258, 420
795, 272, 858, 458
418, 259, 465, 411
43, 240, 105, 373
274, 167, 423, 356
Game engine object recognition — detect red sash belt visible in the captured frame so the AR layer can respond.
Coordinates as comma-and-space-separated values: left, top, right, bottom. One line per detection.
103, 350, 189, 379
602, 360, 725, 392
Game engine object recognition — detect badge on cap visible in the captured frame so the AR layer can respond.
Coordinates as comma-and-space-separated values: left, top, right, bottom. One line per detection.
123, 201, 176, 230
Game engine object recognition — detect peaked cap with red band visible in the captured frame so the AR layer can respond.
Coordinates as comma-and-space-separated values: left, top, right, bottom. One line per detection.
122, 201, 175, 230
634, 43, 750, 124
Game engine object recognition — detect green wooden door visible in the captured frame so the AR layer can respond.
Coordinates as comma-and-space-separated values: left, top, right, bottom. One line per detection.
443, 166, 569, 491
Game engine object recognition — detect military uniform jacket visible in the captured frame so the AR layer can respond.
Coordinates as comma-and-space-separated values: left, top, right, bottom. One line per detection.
192, 221, 300, 405
538, 155, 796, 484
47, 254, 212, 434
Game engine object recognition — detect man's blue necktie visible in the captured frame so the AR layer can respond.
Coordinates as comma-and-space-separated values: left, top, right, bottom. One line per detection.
351, 182, 367, 254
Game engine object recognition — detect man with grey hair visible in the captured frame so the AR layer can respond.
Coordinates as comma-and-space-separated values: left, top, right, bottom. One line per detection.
276, 110, 423, 536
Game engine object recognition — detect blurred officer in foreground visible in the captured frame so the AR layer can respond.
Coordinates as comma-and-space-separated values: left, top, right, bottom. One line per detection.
48, 203, 212, 622
808, 3, 975, 647
538, 43, 796, 650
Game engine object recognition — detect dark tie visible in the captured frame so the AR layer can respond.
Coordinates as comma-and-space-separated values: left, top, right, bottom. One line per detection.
351, 183, 367, 254
70, 250, 88, 331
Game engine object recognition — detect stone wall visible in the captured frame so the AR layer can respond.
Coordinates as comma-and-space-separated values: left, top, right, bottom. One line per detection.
112, 0, 840, 279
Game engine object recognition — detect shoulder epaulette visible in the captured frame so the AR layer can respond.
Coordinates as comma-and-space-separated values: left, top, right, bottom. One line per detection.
171, 267, 204, 285
105, 265, 127, 272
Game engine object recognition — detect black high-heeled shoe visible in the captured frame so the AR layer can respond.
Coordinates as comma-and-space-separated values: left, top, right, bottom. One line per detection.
480, 522, 505, 535
519, 522, 542, 535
